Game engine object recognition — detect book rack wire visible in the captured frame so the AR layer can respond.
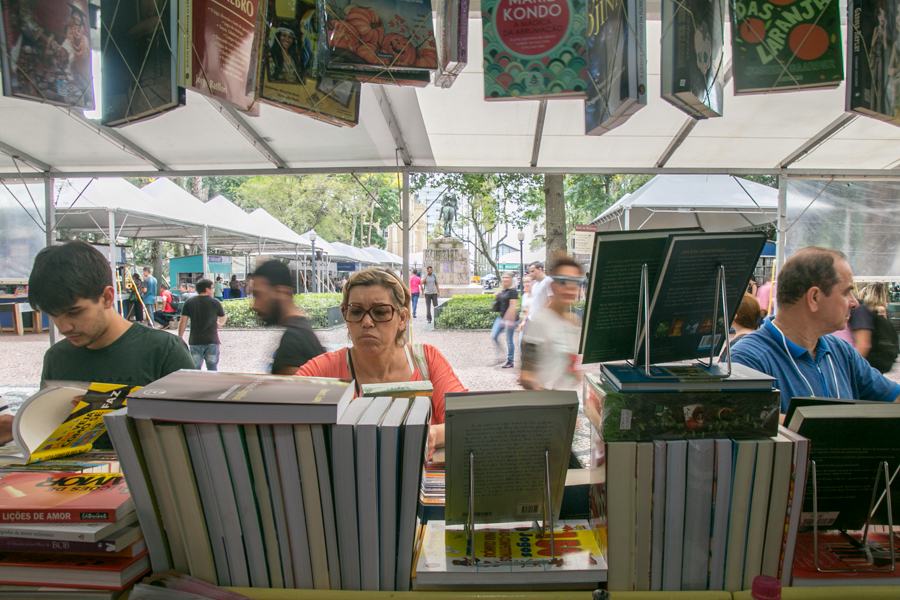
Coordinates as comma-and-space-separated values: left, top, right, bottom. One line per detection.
810, 460, 897, 574
462, 449, 559, 564
628, 262, 733, 377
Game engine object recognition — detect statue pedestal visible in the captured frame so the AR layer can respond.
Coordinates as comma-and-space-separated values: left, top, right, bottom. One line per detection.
424, 237, 470, 291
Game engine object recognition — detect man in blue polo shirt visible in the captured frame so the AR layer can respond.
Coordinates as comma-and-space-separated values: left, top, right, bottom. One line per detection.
732, 246, 899, 413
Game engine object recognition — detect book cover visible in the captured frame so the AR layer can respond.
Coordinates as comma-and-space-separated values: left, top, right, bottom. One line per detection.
633, 442, 653, 590
584, 0, 645, 133
0, 523, 142, 555
777, 425, 809, 586
361, 380, 433, 397
649, 440, 666, 590
444, 391, 578, 525
600, 360, 774, 392
723, 440, 757, 592
0, 0, 94, 108
0, 512, 137, 543
244, 425, 285, 588
259, 425, 296, 587
661, 0, 725, 118
791, 531, 900, 586
0, 550, 149, 591
847, 0, 900, 124
661, 440, 685, 591
742, 438, 774, 589
681, 439, 714, 590
128, 370, 353, 424
586, 374, 779, 442
637, 231, 767, 365
322, 0, 437, 73
0, 472, 133, 524
100, 0, 184, 126
413, 519, 606, 589
396, 397, 431, 591
605, 441, 636, 591
378, 398, 410, 591
355, 397, 391, 590
482, 0, 588, 100
708, 438, 733, 590
730, 0, 843, 94
188, 0, 262, 110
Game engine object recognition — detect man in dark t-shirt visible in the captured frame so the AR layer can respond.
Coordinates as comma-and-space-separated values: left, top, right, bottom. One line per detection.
249, 260, 325, 374
6, 242, 194, 445
179, 279, 227, 371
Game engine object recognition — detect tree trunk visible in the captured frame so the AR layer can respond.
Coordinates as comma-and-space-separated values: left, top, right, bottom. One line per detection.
544, 174, 566, 262
150, 241, 164, 285
191, 177, 207, 201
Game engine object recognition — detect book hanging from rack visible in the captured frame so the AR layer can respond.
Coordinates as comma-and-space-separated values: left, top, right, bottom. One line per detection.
846, 0, 900, 125
433, 0, 468, 88
100, 0, 185, 127
584, 0, 646, 134
482, 0, 589, 100
259, 0, 361, 127
321, 0, 437, 86
0, 0, 95, 109
661, 0, 725, 119
730, 0, 844, 94
183, 0, 263, 111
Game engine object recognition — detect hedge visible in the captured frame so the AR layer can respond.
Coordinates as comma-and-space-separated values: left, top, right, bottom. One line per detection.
222, 293, 343, 329
435, 294, 496, 330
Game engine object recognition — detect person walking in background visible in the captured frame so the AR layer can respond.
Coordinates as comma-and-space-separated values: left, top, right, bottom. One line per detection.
527, 261, 553, 322
229, 274, 241, 299
756, 276, 775, 317
153, 282, 178, 329
409, 268, 422, 318
179, 279, 227, 371
140, 266, 157, 324
422, 265, 440, 324
520, 255, 585, 391
851, 282, 898, 373
491, 272, 519, 368
214, 275, 224, 301
516, 275, 533, 344
249, 260, 325, 374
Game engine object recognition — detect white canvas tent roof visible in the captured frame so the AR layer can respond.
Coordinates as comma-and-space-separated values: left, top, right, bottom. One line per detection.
364, 246, 403, 265
0, 1, 896, 179
591, 175, 778, 232
328, 241, 377, 264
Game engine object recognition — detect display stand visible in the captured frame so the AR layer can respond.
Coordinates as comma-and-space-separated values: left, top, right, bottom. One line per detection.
810, 460, 897, 574
629, 262, 733, 377
463, 449, 557, 564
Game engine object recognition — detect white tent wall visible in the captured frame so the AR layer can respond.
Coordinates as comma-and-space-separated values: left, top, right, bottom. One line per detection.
784, 180, 900, 280
0, 182, 44, 279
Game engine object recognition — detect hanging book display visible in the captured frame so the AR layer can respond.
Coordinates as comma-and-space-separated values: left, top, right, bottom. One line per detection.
482, 0, 588, 100
661, 0, 725, 119
184, 0, 263, 111
100, 0, 185, 127
847, 0, 900, 125
259, 0, 361, 127
0, 0, 94, 109
433, 0, 468, 88
730, 0, 843, 94
584, 0, 646, 134
321, 0, 438, 86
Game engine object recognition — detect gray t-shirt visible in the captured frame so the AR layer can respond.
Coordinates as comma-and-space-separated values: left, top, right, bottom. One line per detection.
423, 273, 439, 295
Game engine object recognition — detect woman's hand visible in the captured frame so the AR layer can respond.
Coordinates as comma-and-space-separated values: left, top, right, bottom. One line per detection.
426, 423, 445, 462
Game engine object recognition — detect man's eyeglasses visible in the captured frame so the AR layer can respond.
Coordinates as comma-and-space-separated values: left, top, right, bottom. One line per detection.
343, 303, 396, 323
553, 275, 586, 287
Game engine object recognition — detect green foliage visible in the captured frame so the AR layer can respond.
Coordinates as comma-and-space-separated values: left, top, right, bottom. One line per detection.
434, 294, 496, 330
222, 293, 342, 329
564, 174, 652, 231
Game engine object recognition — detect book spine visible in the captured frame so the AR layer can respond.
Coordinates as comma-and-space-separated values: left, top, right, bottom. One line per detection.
0, 507, 117, 524
0, 536, 125, 555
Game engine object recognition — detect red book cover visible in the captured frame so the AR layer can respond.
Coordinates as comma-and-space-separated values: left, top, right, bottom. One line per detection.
791, 531, 900, 585
0, 551, 149, 591
190, 0, 263, 110
0, 472, 133, 524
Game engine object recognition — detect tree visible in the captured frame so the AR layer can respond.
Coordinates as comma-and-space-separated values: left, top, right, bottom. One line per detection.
564, 174, 651, 231
544, 174, 566, 260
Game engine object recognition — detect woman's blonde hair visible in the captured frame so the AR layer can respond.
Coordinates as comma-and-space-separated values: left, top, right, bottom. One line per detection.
341, 268, 411, 344
859, 282, 889, 311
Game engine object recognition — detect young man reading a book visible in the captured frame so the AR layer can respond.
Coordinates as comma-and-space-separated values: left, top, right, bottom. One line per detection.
731, 247, 900, 413
0, 242, 195, 445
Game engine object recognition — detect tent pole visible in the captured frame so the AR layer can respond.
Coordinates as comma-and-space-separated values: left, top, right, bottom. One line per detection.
295, 245, 300, 293
202, 226, 209, 279
44, 178, 56, 345
624, 207, 631, 231
775, 175, 787, 314
401, 171, 410, 282
108, 210, 121, 315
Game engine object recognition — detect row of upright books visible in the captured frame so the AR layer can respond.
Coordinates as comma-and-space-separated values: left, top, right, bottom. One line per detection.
105, 370, 432, 591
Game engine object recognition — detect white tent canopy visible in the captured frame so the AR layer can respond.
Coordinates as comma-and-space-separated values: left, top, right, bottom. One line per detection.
328, 241, 378, 264
363, 246, 403, 265
591, 175, 778, 232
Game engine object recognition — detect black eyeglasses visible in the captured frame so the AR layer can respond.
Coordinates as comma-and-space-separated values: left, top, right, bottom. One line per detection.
343, 303, 396, 323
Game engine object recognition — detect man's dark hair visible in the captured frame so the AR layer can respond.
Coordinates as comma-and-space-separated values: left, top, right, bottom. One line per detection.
548, 254, 583, 276
216, 275, 222, 281
777, 247, 847, 306
196, 278, 213, 294
143, 266, 151, 273
28, 241, 112, 315
426, 265, 433, 270
528, 261, 545, 271
250, 260, 293, 289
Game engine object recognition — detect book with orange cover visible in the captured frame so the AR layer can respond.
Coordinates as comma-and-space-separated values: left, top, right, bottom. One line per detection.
791, 531, 900, 586
0, 472, 133, 524
0, 550, 149, 590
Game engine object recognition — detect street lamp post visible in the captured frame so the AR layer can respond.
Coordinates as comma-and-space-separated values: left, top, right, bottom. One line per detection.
310, 231, 318, 294
517, 230, 525, 291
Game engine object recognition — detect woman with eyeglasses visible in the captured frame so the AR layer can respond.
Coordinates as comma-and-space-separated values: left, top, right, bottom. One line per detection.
297, 268, 465, 455
520, 254, 586, 391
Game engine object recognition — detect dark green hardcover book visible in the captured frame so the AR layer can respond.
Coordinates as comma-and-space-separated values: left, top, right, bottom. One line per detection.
483, 0, 589, 100
847, 0, 899, 124
730, 0, 843, 94
101, 0, 184, 126
585, 373, 779, 442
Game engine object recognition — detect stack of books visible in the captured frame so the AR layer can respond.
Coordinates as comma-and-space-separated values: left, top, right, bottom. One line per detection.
0, 472, 148, 598
105, 370, 432, 592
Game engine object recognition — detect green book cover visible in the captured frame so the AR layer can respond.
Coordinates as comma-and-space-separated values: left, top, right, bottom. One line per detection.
730, 0, 843, 94
482, 0, 588, 100
586, 374, 779, 442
